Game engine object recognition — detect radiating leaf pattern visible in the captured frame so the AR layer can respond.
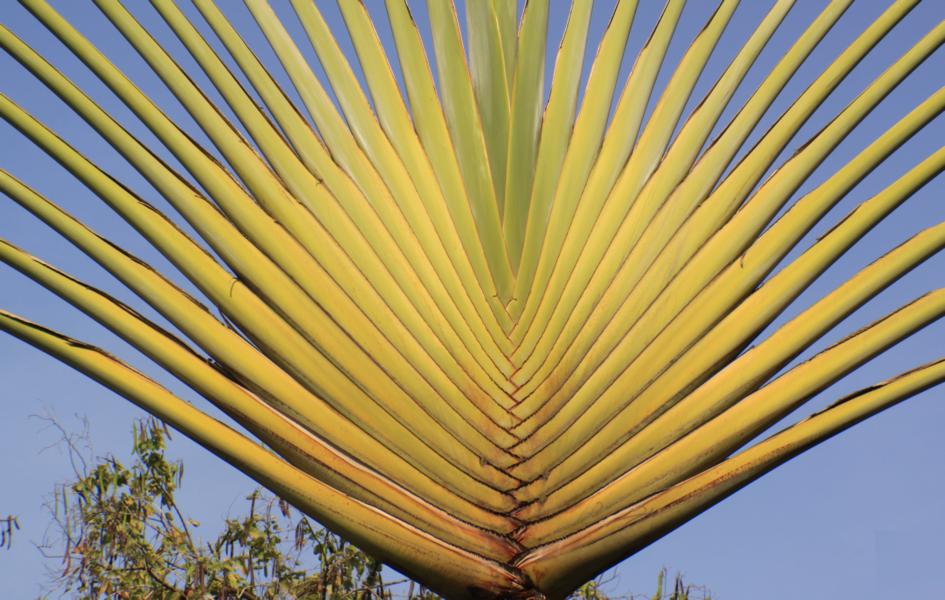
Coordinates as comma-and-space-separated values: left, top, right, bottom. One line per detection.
1, 2, 943, 598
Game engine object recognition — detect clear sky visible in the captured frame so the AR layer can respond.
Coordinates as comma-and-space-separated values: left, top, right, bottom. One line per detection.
1, 1, 943, 598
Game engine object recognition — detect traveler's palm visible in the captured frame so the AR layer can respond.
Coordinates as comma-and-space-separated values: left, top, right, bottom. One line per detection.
2, 1, 944, 598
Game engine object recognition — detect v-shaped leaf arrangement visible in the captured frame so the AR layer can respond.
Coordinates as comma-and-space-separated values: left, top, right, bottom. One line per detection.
2, 1, 944, 598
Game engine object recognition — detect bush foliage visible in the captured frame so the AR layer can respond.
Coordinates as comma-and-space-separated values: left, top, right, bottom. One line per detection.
31, 418, 708, 599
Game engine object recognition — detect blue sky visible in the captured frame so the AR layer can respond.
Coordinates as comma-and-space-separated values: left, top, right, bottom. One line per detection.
1, 1, 944, 598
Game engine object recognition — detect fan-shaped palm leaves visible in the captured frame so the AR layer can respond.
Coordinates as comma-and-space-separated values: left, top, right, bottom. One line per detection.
2, 1, 943, 598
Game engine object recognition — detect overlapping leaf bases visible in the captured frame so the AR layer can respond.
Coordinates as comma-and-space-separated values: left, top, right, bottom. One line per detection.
2, 2, 944, 598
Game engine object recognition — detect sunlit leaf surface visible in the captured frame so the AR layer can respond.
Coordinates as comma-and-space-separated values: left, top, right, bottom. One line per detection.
1, 2, 943, 597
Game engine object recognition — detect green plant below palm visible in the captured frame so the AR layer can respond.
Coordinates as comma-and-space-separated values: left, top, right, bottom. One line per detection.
39, 416, 707, 600
1, 1, 943, 598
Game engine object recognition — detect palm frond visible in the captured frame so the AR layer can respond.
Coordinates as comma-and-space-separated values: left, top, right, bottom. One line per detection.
2, 2, 942, 598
